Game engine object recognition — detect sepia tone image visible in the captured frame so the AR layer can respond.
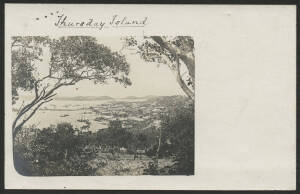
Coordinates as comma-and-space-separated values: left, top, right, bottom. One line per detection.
11, 36, 195, 176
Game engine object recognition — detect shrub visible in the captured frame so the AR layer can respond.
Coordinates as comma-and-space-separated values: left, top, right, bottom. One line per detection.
143, 101, 194, 175
13, 123, 97, 176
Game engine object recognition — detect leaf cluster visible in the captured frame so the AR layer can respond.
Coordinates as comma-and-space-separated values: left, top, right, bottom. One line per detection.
50, 36, 131, 86
11, 36, 50, 104
13, 123, 97, 176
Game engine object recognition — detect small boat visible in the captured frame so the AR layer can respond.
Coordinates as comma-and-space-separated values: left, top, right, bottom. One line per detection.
60, 114, 69, 117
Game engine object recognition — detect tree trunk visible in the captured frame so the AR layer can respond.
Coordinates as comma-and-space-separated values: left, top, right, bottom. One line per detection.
64, 149, 68, 159
151, 36, 195, 100
154, 127, 162, 169
156, 127, 162, 158
12, 98, 53, 139
12, 81, 71, 140
175, 56, 194, 100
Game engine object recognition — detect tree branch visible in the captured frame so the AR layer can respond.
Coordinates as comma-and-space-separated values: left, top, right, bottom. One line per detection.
13, 99, 53, 138
151, 36, 195, 83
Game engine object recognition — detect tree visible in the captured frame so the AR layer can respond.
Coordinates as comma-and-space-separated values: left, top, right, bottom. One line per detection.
12, 36, 132, 139
160, 102, 194, 175
14, 123, 96, 176
123, 36, 195, 100
11, 37, 50, 104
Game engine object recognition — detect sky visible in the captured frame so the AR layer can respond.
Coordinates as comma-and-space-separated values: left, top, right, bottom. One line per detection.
30, 37, 184, 98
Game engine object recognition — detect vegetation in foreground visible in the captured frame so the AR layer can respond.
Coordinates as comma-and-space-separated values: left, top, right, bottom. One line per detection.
14, 97, 194, 176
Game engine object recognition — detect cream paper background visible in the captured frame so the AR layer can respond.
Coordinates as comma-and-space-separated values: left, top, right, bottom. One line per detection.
5, 4, 296, 190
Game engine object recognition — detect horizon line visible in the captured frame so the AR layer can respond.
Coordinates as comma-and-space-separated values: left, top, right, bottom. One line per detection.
19, 94, 186, 98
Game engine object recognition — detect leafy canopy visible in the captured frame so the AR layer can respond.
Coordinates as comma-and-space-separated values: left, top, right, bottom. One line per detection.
11, 36, 132, 104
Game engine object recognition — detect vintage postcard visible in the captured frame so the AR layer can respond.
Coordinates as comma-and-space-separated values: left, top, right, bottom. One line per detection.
4, 4, 296, 190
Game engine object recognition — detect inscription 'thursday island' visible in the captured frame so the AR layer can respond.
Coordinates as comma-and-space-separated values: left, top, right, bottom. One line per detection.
54, 14, 148, 30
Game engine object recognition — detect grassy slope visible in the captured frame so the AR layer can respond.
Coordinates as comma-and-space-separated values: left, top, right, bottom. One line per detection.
88, 152, 174, 176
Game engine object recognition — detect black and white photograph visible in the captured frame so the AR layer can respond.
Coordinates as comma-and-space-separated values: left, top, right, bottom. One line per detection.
11, 35, 195, 176
4, 4, 296, 190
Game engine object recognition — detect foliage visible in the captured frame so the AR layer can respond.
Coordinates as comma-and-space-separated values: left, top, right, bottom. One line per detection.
97, 120, 130, 148
160, 102, 194, 175
12, 36, 132, 139
123, 36, 195, 100
14, 96, 194, 176
96, 119, 159, 152
125, 36, 193, 66
11, 37, 50, 104
49, 36, 131, 86
77, 119, 91, 130
14, 123, 96, 176
143, 160, 159, 175
143, 100, 194, 175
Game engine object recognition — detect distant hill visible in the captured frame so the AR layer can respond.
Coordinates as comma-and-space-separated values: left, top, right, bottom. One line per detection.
143, 95, 157, 99
121, 95, 157, 100
19, 95, 183, 102
122, 96, 138, 99
54, 96, 115, 101
146, 95, 188, 103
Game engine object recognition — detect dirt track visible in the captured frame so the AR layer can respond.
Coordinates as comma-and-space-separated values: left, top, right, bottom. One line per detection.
88, 152, 173, 176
